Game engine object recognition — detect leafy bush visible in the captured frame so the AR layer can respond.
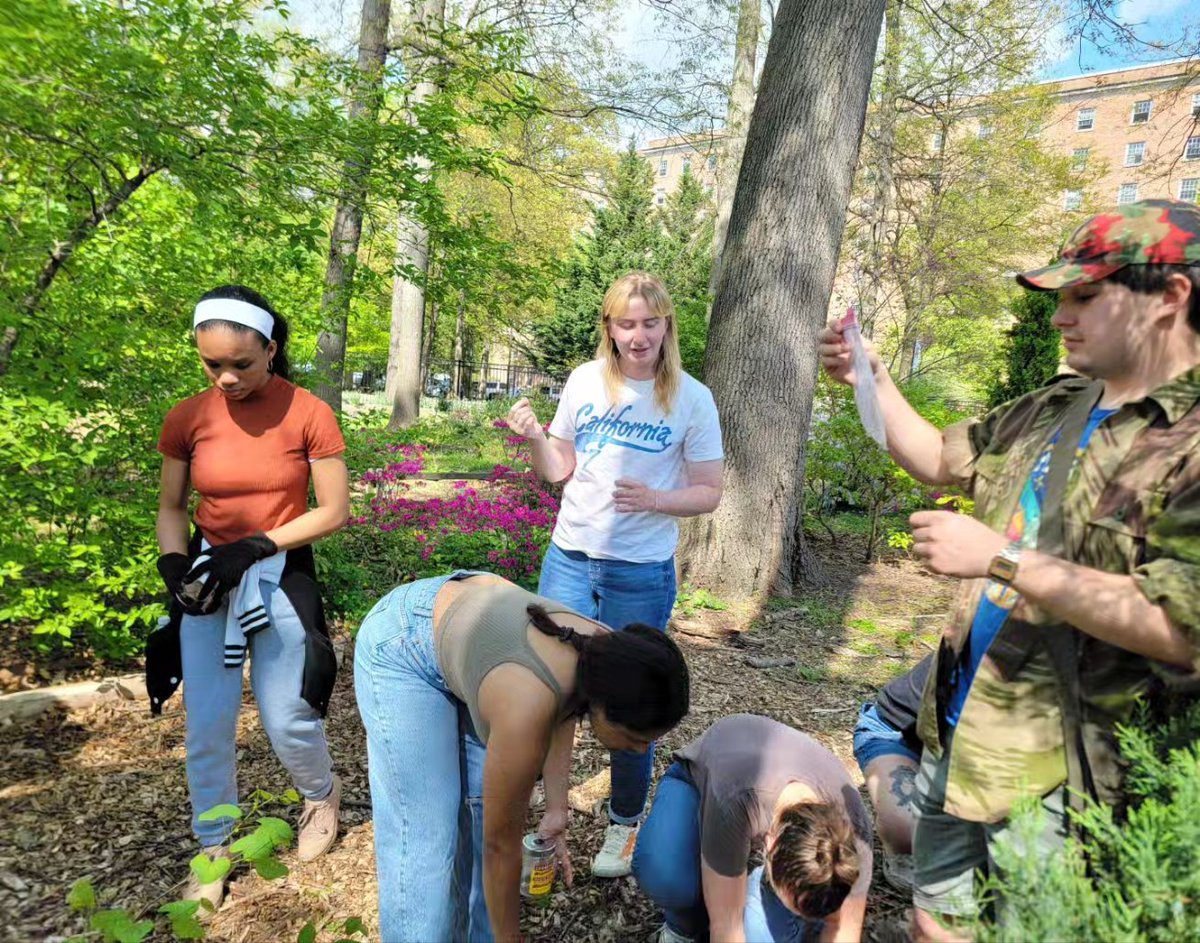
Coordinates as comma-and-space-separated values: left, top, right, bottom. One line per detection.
973, 701, 1200, 942
805, 376, 969, 561
319, 420, 558, 621
986, 289, 1062, 409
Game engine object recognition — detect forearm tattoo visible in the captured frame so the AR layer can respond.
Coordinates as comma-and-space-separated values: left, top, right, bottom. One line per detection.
889, 764, 918, 811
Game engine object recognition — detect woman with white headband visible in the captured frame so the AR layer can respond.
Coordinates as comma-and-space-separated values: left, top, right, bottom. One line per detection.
148, 285, 350, 914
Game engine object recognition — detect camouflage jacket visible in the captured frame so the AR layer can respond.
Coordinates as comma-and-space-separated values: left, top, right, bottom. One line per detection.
916, 367, 1200, 823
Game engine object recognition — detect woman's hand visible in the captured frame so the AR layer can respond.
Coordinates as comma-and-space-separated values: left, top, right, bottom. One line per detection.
536, 808, 574, 887
613, 478, 658, 513
506, 398, 544, 440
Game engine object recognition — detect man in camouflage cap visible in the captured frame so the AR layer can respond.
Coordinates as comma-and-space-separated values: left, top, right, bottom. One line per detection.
819, 197, 1200, 939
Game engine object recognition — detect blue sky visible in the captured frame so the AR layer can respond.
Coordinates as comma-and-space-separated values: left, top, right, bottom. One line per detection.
1040, 0, 1198, 80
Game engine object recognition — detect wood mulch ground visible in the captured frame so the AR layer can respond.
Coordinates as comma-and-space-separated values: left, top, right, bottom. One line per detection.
0, 538, 952, 943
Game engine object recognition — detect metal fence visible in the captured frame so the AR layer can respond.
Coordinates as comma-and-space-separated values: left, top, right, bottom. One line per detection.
340, 357, 564, 402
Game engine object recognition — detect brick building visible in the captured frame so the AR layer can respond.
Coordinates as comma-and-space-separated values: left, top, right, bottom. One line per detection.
639, 58, 1200, 211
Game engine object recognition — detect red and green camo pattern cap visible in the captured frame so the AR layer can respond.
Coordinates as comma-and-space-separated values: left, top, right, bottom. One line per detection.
1017, 198, 1200, 292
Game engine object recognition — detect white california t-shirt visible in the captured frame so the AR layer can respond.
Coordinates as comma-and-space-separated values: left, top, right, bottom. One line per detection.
548, 359, 724, 563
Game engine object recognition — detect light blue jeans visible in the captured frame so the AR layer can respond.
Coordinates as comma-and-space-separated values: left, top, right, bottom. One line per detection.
354, 573, 493, 943
180, 582, 334, 847
537, 542, 677, 824
633, 763, 821, 942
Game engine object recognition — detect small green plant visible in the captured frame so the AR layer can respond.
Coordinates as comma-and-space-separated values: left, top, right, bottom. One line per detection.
674, 584, 729, 618
886, 527, 915, 553
848, 617, 881, 635
935, 493, 975, 515
795, 664, 829, 683
64, 789, 367, 942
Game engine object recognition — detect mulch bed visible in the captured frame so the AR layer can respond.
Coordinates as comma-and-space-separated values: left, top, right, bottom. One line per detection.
1, 548, 948, 943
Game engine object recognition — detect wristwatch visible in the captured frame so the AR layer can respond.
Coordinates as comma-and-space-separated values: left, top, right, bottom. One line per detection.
987, 542, 1022, 585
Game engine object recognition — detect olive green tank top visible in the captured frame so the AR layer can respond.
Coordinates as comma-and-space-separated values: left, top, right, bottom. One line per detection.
435, 582, 590, 743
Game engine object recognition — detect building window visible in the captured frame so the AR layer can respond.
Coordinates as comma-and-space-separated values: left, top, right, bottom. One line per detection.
931, 131, 945, 152
1124, 141, 1146, 167
655, 191, 665, 206
1180, 178, 1199, 202
1076, 107, 1095, 131
1118, 182, 1138, 205
976, 123, 993, 140
1186, 136, 1200, 161
707, 154, 717, 170
1071, 147, 1089, 171
1064, 189, 1083, 211
1130, 99, 1152, 124
1193, 93, 1200, 117
658, 159, 668, 176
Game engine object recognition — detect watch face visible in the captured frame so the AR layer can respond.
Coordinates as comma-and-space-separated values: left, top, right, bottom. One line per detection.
989, 555, 1019, 583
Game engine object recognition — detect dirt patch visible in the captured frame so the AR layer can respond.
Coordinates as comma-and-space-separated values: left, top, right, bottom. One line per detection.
1, 551, 952, 943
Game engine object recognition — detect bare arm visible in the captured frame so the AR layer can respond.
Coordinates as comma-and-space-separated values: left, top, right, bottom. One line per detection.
156, 457, 191, 555
911, 511, 1196, 667
262, 457, 350, 550
613, 459, 724, 517
702, 862, 748, 943
820, 840, 872, 943
479, 670, 558, 942
1013, 551, 1194, 667
818, 321, 955, 486
536, 717, 577, 884
506, 397, 576, 483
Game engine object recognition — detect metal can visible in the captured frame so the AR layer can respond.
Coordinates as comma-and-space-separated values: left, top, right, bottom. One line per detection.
520, 833, 555, 902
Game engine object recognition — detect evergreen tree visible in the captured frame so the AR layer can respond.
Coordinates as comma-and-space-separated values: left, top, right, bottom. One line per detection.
530, 141, 658, 377
652, 164, 713, 377
986, 288, 1062, 408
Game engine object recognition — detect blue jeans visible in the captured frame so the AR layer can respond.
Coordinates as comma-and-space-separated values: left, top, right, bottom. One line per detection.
632, 764, 820, 942
852, 702, 921, 773
354, 573, 492, 943
537, 541, 677, 823
180, 581, 333, 846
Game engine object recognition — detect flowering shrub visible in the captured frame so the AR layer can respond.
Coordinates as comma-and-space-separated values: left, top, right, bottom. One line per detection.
318, 420, 559, 621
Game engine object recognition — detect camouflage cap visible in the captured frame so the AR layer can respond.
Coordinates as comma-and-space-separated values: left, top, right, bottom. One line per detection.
1017, 198, 1200, 291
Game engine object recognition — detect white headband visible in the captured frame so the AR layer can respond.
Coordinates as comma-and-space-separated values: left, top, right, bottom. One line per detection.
193, 298, 275, 339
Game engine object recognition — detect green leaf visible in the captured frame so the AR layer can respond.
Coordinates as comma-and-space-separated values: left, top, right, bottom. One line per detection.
342, 916, 367, 937
280, 788, 301, 804
89, 909, 154, 943
67, 878, 97, 912
256, 816, 294, 846
297, 921, 317, 943
188, 852, 232, 884
197, 804, 243, 822
252, 855, 289, 880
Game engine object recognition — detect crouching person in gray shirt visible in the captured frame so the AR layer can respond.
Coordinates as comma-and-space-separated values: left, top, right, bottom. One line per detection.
633, 714, 874, 942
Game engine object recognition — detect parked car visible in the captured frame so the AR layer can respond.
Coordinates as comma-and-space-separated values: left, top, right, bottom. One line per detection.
426, 373, 451, 397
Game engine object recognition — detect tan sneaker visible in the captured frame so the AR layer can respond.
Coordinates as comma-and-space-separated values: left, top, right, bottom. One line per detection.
591, 821, 638, 878
298, 774, 341, 862
182, 845, 230, 919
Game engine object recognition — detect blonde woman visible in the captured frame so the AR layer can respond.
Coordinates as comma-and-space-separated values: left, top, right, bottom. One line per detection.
506, 272, 724, 878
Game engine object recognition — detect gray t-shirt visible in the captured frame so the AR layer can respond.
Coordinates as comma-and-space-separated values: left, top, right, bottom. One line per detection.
675, 714, 872, 877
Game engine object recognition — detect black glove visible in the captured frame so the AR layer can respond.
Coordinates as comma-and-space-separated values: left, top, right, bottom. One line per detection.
156, 552, 192, 597
183, 534, 278, 603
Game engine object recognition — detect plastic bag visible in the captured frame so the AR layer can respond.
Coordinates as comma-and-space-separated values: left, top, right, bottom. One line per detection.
840, 305, 887, 449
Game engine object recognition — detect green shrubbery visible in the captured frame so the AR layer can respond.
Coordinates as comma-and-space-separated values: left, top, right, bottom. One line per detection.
975, 701, 1200, 942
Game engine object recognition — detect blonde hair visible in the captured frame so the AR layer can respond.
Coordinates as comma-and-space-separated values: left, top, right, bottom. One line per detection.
594, 272, 682, 413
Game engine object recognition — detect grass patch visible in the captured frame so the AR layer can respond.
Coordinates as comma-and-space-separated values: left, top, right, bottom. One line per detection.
848, 617, 881, 635
849, 638, 883, 655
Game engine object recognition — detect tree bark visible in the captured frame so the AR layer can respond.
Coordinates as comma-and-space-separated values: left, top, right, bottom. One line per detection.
452, 292, 466, 397
386, 0, 445, 429
859, 0, 900, 338
708, 0, 760, 307
313, 0, 393, 411
0, 166, 157, 377
678, 0, 885, 601
420, 295, 439, 388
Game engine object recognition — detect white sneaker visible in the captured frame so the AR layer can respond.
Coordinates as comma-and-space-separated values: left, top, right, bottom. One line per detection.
656, 924, 696, 943
182, 845, 230, 919
591, 821, 638, 878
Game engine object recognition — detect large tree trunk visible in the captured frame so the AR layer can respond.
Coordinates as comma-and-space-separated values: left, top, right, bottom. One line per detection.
859, 0, 900, 338
708, 0, 760, 307
0, 166, 156, 377
313, 0, 393, 411
678, 0, 885, 601
386, 0, 445, 429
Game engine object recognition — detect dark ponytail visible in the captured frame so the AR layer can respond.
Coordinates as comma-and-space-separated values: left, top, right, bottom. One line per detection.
195, 284, 291, 380
528, 604, 689, 734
